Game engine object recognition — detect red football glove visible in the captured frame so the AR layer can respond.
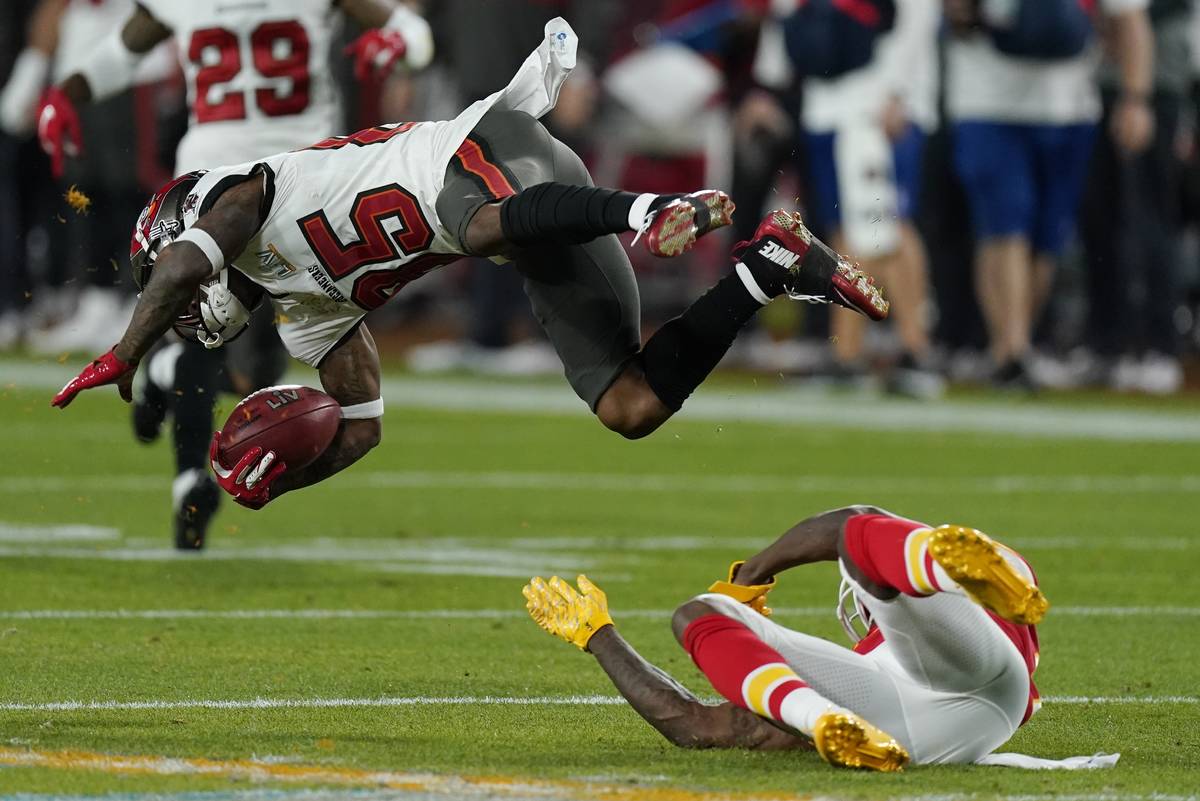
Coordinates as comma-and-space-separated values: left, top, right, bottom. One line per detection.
51, 349, 136, 409
344, 28, 408, 82
37, 86, 83, 179
209, 433, 287, 510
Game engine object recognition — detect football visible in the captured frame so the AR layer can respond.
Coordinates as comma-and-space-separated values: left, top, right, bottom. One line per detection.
215, 385, 341, 472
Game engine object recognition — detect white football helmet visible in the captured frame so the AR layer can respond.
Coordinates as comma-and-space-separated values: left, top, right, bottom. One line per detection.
836, 578, 874, 644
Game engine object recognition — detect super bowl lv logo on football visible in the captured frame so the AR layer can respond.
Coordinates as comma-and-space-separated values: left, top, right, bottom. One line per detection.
265, 388, 302, 410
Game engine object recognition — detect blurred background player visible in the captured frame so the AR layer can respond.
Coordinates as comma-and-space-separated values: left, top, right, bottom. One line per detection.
522, 508, 1117, 772
944, 0, 1155, 390
32, 0, 433, 548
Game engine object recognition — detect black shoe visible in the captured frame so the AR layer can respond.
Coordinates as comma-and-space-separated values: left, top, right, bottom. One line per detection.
174, 469, 220, 550
886, 353, 946, 400
132, 344, 181, 443
991, 359, 1037, 393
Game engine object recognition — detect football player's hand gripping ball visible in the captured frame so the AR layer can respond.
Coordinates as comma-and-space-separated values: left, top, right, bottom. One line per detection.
36, 86, 82, 179
51, 349, 137, 409
209, 433, 287, 510
523, 574, 613, 650
709, 560, 776, 617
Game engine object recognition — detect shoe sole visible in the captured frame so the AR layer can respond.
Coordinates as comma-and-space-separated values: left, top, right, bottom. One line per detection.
813, 712, 909, 772
928, 525, 1049, 625
175, 479, 220, 551
645, 191, 735, 258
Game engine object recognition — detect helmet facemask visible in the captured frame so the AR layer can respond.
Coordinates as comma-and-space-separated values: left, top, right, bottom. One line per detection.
836, 578, 875, 644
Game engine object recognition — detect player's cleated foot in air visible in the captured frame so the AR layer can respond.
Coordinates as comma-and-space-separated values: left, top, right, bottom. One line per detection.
812, 711, 909, 772
640, 190, 735, 258
173, 468, 220, 550
928, 524, 1049, 625
131, 343, 182, 444
743, 210, 889, 320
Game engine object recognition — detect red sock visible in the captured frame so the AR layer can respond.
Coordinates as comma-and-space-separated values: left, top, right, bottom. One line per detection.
842, 513, 949, 596
683, 614, 811, 723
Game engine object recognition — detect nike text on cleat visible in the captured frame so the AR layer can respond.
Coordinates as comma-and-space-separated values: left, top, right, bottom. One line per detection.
757, 240, 800, 269
812, 711, 909, 772
641, 190, 735, 258
928, 525, 1049, 625
744, 210, 889, 320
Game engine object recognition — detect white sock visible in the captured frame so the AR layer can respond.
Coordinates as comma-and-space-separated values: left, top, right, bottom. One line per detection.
627, 193, 658, 230
777, 686, 850, 736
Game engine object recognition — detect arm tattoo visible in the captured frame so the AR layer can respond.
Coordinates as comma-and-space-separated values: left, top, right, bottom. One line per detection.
586, 627, 806, 751
115, 180, 263, 363
272, 325, 382, 495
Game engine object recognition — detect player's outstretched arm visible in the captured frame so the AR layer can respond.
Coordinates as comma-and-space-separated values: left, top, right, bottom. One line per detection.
52, 180, 262, 409
586, 626, 806, 751
268, 325, 383, 498
523, 575, 805, 752
39, 5, 170, 176
735, 505, 894, 586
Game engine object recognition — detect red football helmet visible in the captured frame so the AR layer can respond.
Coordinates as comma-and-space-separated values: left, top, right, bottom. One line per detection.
130, 171, 204, 291
131, 172, 258, 348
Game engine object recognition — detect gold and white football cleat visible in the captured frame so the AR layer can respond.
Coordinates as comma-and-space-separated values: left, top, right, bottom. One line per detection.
812, 711, 909, 772
928, 524, 1049, 625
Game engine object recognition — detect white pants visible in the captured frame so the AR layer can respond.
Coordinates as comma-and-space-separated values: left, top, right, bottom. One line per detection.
694, 561, 1031, 764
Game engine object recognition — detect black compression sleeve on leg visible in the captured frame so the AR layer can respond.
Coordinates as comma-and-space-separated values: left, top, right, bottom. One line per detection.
172, 342, 225, 473
639, 272, 764, 412
499, 183, 642, 247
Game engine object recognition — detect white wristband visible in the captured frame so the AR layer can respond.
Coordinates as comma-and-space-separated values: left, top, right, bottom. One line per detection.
385, 6, 434, 70
174, 228, 225, 276
340, 398, 384, 419
77, 28, 142, 102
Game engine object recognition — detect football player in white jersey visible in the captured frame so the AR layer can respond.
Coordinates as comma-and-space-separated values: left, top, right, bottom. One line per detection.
51, 21, 889, 511
36, 0, 433, 175
35, 0, 432, 548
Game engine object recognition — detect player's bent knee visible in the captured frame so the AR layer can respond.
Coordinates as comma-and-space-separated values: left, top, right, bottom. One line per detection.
671, 599, 722, 646
595, 373, 671, 440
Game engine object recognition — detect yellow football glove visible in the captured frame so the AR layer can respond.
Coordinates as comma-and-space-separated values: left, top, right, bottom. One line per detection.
708, 560, 776, 617
522, 574, 613, 650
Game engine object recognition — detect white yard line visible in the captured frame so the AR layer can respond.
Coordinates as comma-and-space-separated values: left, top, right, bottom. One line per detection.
3, 470, 1200, 496
1, 606, 1197, 621
0, 694, 1193, 713
0, 523, 119, 542
6, 362, 1200, 442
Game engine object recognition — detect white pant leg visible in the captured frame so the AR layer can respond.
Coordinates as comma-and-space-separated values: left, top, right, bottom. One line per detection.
694, 592, 1023, 764
837, 562, 1032, 760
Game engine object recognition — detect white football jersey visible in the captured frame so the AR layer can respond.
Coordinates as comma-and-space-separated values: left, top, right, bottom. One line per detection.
139, 0, 340, 172
177, 16, 578, 368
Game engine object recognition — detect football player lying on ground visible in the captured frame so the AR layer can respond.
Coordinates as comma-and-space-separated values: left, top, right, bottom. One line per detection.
524, 507, 1062, 771
50, 19, 888, 511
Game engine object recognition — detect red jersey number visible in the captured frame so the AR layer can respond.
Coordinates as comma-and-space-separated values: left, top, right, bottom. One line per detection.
297, 184, 455, 311
190, 21, 311, 123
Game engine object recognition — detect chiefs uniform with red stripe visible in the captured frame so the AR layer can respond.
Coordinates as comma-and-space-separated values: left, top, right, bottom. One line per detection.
846, 514, 1042, 725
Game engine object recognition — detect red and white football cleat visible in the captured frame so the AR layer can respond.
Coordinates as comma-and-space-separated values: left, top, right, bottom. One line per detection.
742, 210, 889, 321
639, 190, 736, 258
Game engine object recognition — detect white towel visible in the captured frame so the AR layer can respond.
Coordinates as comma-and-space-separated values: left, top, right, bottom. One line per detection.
975, 751, 1121, 770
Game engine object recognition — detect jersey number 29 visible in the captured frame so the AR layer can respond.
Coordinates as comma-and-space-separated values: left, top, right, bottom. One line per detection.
189, 21, 310, 123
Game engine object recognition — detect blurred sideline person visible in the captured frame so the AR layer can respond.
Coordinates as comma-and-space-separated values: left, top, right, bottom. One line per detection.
50, 21, 889, 512
524, 509, 1113, 771
945, 0, 1155, 389
0, 0, 172, 354
35, 0, 433, 548
798, 0, 942, 396
1080, 0, 1191, 393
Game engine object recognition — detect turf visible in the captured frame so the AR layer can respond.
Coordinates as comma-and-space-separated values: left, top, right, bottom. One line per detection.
1, 370, 1198, 800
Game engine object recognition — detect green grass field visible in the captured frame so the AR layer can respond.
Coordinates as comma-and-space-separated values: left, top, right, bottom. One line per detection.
2, 358, 1199, 800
